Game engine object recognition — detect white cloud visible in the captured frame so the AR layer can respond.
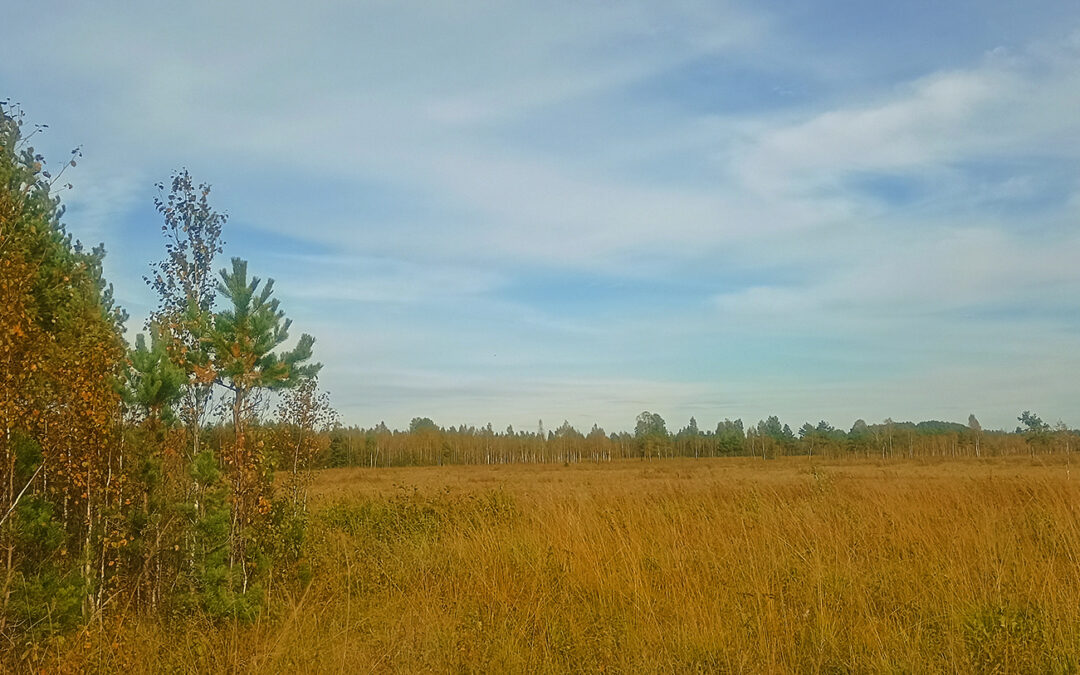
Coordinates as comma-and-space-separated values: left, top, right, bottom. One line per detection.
713, 225, 1080, 327
731, 39, 1080, 199
325, 366, 721, 432
266, 253, 505, 304
59, 159, 144, 247
4, 3, 1080, 431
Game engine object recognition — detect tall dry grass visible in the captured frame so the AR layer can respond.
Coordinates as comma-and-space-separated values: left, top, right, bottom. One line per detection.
27, 455, 1080, 673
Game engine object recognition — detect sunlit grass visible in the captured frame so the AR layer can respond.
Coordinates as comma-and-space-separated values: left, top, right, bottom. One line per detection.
37, 455, 1080, 673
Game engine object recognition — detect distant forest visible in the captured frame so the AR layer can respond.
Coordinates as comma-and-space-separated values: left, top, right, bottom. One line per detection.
313, 410, 1073, 468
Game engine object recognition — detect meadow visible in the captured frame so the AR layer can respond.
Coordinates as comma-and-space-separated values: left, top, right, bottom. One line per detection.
34, 453, 1080, 673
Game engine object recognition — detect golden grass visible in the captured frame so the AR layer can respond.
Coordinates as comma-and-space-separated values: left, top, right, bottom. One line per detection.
35, 455, 1080, 673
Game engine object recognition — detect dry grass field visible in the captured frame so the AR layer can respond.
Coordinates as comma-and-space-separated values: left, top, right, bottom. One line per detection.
45, 455, 1080, 673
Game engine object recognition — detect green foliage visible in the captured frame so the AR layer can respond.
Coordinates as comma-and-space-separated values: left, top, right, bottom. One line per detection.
914, 420, 969, 434
715, 419, 745, 455
553, 420, 582, 440
128, 328, 187, 425
1017, 411, 1049, 434
634, 411, 668, 439
758, 415, 787, 441
8, 567, 85, 637
327, 430, 351, 468
321, 496, 444, 543
262, 500, 308, 563
318, 489, 517, 546
409, 417, 439, 433
182, 449, 262, 621
10, 430, 42, 485
210, 257, 320, 393
6, 497, 83, 636
11, 497, 64, 565
962, 602, 1064, 673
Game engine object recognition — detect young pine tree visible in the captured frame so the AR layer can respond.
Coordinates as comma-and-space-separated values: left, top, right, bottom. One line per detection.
207, 257, 320, 591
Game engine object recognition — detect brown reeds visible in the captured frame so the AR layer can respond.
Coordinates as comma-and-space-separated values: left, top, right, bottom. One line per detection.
30, 455, 1080, 673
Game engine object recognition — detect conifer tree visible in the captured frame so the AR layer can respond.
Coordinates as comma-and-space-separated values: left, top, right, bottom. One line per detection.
128, 330, 187, 429
123, 327, 187, 610
206, 257, 320, 588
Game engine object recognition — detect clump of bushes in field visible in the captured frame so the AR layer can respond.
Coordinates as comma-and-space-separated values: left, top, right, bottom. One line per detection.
0, 102, 334, 646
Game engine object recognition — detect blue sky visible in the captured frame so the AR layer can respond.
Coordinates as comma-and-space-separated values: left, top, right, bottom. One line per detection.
3, 1, 1079, 432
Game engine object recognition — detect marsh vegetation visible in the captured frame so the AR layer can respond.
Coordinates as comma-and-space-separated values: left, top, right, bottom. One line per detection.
26, 455, 1080, 673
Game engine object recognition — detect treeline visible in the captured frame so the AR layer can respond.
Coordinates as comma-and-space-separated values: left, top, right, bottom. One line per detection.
317, 411, 1075, 468
0, 104, 334, 639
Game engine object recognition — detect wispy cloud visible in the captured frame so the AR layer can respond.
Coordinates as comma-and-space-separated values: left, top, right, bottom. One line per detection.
3, 2, 1079, 431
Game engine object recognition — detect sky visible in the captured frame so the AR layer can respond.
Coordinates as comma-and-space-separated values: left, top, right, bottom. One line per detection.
3, 1, 1079, 433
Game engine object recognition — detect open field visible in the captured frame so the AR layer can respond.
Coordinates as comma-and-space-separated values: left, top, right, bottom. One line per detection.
41, 455, 1080, 673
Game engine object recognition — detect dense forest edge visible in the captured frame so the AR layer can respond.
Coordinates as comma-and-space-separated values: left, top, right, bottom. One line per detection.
1, 99, 1075, 647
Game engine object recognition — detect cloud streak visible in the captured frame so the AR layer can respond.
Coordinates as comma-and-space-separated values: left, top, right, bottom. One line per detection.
2, 2, 1079, 431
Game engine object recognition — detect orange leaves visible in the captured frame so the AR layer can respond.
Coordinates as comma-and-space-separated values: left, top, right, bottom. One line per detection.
191, 362, 216, 385
0, 107, 129, 607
